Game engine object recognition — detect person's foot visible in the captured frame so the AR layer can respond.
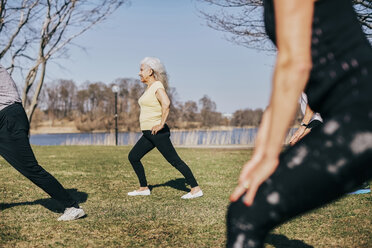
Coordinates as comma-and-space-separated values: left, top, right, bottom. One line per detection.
181, 190, 203, 199
128, 188, 151, 196
58, 207, 86, 221
190, 186, 202, 195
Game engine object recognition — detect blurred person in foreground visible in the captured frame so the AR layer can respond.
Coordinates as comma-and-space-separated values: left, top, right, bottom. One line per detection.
227, 0, 372, 247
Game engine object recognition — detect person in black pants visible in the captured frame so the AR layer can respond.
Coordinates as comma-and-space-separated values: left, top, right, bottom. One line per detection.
227, 0, 372, 247
289, 92, 323, 146
289, 92, 370, 195
0, 65, 85, 221
127, 57, 202, 199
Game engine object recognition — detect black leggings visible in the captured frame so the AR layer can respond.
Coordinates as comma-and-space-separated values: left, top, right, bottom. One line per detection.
128, 124, 198, 188
0, 103, 77, 209
226, 104, 372, 248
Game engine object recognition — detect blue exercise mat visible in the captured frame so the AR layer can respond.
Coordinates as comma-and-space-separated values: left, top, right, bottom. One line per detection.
348, 189, 371, 195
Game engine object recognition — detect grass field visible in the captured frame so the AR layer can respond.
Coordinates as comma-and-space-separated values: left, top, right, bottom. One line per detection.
1, 146, 371, 248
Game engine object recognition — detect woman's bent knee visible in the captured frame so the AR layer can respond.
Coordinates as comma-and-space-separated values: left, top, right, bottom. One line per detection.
128, 150, 141, 164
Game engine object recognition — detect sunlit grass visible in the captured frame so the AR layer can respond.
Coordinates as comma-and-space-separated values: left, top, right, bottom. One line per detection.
0, 146, 371, 247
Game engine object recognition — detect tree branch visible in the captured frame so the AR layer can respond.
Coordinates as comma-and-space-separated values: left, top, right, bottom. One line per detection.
0, 0, 38, 59
198, 0, 371, 50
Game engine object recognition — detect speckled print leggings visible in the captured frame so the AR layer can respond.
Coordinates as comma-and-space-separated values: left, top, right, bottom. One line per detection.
226, 101, 372, 247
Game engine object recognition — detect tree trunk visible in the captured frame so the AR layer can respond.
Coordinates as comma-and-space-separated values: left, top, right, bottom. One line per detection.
26, 60, 47, 122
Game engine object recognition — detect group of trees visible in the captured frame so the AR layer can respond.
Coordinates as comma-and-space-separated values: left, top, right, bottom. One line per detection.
36, 77, 307, 131
2, 1, 370, 132
37, 78, 143, 132
230, 108, 264, 127
34, 79, 265, 131
0, 0, 126, 123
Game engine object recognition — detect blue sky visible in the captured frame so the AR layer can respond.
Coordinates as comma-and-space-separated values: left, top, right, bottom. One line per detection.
45, 0, 275, 114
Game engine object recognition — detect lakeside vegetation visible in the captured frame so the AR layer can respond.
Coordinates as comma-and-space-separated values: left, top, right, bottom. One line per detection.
32, 79, 287, 133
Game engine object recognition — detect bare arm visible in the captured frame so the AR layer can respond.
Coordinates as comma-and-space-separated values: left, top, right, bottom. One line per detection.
151, 88, 170, 135
264, 0, 314, 157
302, 104, 315, 125
230, 0, 314, 206
289, 104, 314, 146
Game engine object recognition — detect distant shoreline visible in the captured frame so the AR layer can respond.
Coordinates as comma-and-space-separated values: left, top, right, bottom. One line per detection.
30, 121, 260, 135
30, 120, 300, 135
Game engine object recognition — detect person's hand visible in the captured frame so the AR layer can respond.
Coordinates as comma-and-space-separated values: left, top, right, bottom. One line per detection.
289, 126, 309, 146
151, 124, 164, 135
230, 154, 279, 206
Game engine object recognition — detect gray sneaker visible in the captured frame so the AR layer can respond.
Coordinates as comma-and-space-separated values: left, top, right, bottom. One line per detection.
58, 207, 86, 221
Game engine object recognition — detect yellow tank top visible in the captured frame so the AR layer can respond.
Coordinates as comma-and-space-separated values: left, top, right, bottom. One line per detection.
138, 81, 165, 130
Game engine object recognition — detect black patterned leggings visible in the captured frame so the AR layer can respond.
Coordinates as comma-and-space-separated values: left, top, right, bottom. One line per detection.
226, 103, 372, 248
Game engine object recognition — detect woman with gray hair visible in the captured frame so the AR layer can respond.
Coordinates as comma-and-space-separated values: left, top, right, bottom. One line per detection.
127, 57, 203, 199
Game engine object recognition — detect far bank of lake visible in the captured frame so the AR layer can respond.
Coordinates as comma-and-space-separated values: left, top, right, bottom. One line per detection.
30, 128, 297, 147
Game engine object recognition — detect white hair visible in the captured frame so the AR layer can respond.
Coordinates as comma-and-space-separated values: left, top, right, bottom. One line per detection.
141, 57, 169, 90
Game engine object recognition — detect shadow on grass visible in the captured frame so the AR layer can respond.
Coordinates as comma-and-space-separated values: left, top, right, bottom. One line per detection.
149, 178, 189, 193
266, 234, 313, 248
0, 188, 88, 213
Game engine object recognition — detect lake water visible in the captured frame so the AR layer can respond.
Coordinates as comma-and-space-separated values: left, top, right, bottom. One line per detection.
30, 128, 297, 146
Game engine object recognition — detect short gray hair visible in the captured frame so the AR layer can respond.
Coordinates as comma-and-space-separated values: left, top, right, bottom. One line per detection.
141, 57, 169, 90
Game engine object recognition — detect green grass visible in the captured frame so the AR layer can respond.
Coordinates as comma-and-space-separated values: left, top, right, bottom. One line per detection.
0, 146, 371, 247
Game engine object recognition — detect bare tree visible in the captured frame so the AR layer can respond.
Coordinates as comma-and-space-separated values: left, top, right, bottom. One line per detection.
182, 100, 199, 122
0, 0, 126, 122
166, 87, 182, 128
198, 0, 372, 50
353, 0, 372, 36
199, 95, 222, 127
58, 79, 76, 118
231, 108, 263, 127
45, 81, 59, 121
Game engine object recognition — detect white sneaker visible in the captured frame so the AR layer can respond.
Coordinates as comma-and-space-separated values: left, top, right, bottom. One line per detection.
181, 190, 203, 199
127, 189, 151, 196
58, 207, 86, 221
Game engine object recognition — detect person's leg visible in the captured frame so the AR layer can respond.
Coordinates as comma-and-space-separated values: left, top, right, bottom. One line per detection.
227, 110, 372, 248
146, 125, 199, 188
128, 133, 155, 187
0, 104, 78, 209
